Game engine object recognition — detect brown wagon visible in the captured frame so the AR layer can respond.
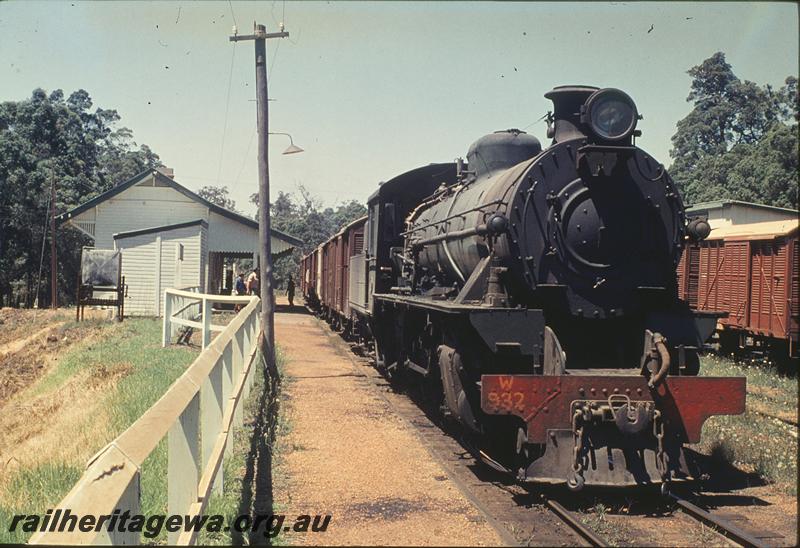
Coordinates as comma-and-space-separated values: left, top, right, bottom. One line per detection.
300, 246, 319, 307
305, 216, 367, 332
321, 238, 335, 313
677, 219, 799, 358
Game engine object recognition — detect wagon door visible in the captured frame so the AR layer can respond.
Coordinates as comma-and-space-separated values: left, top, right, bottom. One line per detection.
339, 234, 349, 314
321, 246, 329, 306
680, 244, 700, 308
698, 240, 724, 311
722, 241, 750, 330
749, 239, 788, 339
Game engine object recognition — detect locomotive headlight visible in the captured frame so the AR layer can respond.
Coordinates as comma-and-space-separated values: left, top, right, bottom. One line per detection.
584, 88, 638, 141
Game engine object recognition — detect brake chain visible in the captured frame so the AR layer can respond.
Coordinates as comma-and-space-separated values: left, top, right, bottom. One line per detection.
653, 409, 670, 492
569, 407, 588, 490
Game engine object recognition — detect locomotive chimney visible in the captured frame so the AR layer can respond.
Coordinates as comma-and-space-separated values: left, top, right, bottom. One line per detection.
544, 85, 598, 144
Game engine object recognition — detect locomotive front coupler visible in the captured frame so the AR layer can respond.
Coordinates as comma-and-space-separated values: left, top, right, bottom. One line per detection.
564, 396, 657, 490
573, 394, 655, 436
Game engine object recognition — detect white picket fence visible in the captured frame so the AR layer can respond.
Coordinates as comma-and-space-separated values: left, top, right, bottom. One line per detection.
31, 291, 261, 545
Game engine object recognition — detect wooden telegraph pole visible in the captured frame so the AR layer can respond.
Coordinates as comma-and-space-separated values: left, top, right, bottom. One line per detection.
50, 173, 58, 309
229, 23, 288, 366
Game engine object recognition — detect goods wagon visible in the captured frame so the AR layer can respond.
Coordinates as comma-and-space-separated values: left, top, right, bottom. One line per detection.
677, 219, 799, 358
305, 217, 367, 331
300, 246, 320, 308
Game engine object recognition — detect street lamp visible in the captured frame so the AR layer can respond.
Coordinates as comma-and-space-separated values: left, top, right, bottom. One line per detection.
269, 132, 304, 155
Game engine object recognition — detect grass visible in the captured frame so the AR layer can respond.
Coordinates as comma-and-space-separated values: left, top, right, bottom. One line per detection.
697, 354, 798, 495
0, 318, 197, 544
690, 522, 724, 546
269, 348, 294, 545
197, 362, 264, 546
0, 462, 83, 541
580, 503, 634, 546
199, 347, 288, 546
701, 354, 798, 411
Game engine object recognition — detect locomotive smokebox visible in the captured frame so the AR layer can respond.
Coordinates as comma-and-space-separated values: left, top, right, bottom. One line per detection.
466, 129, 542, 178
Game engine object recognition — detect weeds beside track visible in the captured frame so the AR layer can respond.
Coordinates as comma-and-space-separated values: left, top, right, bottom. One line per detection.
697, 355, 798, 495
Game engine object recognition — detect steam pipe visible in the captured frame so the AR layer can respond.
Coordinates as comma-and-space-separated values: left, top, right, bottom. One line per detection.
410, 224, 489, 250
648, 337, 671, 389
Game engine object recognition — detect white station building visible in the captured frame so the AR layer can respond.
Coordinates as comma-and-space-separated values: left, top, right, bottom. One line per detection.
58, 168, 302, 316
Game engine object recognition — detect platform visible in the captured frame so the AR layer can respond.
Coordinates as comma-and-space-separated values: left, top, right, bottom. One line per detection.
273, 300, 504, 546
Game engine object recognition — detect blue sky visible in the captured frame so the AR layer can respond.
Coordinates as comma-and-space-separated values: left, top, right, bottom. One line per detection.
1, 1, 797, 216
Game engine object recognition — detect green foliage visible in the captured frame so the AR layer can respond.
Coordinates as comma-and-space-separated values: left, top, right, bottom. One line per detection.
669, 52, 798, 208
251, 185, 367, 288
698, 355, 797, 494
0, 88, 162, 308
197, 184, 239, 213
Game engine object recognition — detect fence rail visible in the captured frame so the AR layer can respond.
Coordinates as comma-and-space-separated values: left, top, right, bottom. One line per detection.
30, 291, 261, 545
163, 287, 253, 349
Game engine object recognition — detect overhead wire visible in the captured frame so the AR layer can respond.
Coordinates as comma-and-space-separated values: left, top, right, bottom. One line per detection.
268, 40, 281, 90
225, 0, 284, 195
286, 27, 301, 46
232, 128, 257, 189
216, 41, 237, 187
227, 0, 239, 30
269, 0, 281, 29
266, 0, 286, 88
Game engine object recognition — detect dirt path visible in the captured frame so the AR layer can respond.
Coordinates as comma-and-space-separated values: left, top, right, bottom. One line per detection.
273, 306, 505, 546
0, 311, 127, 503
0, 322, 64, 357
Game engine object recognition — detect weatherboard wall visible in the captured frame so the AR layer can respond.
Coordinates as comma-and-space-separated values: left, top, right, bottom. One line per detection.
67, 172, 290, 257
115, 224, 207, 316
92, 182, 208, 249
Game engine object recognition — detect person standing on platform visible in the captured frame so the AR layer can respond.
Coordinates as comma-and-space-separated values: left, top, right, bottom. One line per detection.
286, 274, 296, 306
234, 272, 247, 312
247, 268, 260, 296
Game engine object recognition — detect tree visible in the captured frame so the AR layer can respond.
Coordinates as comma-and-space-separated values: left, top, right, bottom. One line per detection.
669, 52, 798, 208
197, 185, 238, 212
249, 186, 367, 287
0, 88, 162, 307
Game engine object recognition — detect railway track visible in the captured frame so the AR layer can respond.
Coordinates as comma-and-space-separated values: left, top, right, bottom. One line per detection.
319, 314, 787, 547
539, 488, 785, 548
751, 408, 799, 432
542, 497, 610, 546
666, 491, 785, 548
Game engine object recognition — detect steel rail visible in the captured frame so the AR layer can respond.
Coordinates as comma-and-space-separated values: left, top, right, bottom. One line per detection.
667, 492, 767, 548
544, 498, 610, 547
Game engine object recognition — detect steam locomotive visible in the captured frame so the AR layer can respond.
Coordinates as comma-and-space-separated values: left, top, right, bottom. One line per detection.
301, 85, 746, 490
